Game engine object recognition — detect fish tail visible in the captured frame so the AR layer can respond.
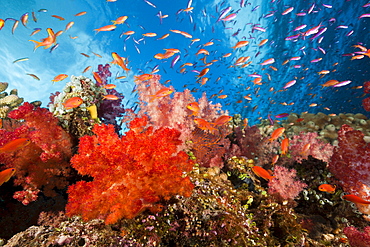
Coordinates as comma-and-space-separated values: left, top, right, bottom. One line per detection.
29, 40, 42, 51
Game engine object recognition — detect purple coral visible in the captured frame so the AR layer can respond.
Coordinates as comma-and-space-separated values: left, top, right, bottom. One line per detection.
94, 64, 125, 132
268, 165, 307, 202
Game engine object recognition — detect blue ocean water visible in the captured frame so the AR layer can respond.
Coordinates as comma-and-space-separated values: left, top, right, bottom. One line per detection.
0, 0, 369, 125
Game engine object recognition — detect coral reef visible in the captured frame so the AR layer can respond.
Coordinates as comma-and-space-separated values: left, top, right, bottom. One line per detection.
48, 75, 106, 138
66, 116, 194, 224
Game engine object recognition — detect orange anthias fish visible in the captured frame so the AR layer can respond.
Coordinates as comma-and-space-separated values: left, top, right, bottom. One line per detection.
134, 73, 153, 82
252, 166, 274, 181
268, 127, 285, 142
281, 138, 289, 155
103, 84, 116, 89
194, 118, 217, 133
342, 194, 370, 204
318, 184, 336, 194
111, 16, 128, 25
149, 88, 173, 102
29, 28, 56, 51
186, 102, 200, 116
103, 94, 119, 100
232, 40, 249, 49
0, 168, 16, 186
0, 138, 31, 153
111, 52, 129, 71
213, 115, 232, 126
62, 97, 83, 110
94, 24, 116, 33
52, 74, 68, 83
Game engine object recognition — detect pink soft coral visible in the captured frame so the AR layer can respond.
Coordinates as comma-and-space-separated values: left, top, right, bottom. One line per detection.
268, 165, 307, 202
343, 226, 370, 247
66, 116, 194, 224
0, 102, 73, 204
289, 132, 334, 163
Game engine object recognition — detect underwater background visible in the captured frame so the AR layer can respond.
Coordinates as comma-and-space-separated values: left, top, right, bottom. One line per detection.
1, 0, 369, 125
2, 0, 370, 246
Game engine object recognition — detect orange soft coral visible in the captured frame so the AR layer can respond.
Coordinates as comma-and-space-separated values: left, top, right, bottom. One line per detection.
66, 115, 194, 224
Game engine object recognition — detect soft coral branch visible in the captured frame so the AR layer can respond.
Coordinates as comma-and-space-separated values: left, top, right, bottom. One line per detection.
66, 116, 194, 224
0, 102, 73, 204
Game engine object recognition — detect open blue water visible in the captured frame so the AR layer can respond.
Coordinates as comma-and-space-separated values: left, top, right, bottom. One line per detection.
0, 0, 369, 125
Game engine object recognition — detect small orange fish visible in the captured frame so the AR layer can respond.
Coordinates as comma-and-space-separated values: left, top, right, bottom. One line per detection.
300, 143, 310, 156
194, 118, 217, 133
322, 80, 339, 87
213, 115, 232, 126
122, 30, 135, 35
94, 24, 116, 33
232, 40, 249, 49
29, 28, 56, 50
65, 21, 74, 31
186, 102, 200, 116
27, 73, 40, 80
75, 11, 87, 16
103, 94, 119, 100
258, 39, 268, 46
0, 19, 4, 30
51, 15, 65, 21
281, 138, 289, 155
0, 168, 16, 186
103, 84, 116, 89
271, 154, 279, 165
149, 88, 173, 102
111, 52, 129, 71
63, 97, 83, 109
268, 127, 285, 142
93, 72, 103, 84
318, 184, 336, 194
252, 166, 274, 181
52, 74, 68, 83
157, 33, 170, 40
82, 66, 92, 73
197, 68, 209, 78
112, 16, 128, 25
134, 74, 153, 82
342, 194, 370, 204
218, 94, 228, 99
0, 138, 31, 153
143, 32, 157, 37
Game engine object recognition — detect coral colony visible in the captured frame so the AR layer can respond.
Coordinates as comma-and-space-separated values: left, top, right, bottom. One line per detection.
2, 66, 370, 246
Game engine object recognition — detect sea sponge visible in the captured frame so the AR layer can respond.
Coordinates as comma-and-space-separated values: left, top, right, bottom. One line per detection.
0, 106, 10, 118
0, 95, 19, 106
0, 82, 8, 93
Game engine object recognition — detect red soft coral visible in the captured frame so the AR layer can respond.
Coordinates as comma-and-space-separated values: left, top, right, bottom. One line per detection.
328, 124, 370, 216
66, 116, 194, 224
0, 102, 73, 204
268, 165, 307, 202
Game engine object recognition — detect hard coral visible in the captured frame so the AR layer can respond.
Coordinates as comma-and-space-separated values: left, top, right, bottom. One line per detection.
66, 116, 194, 224
0, 102, 73, 204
